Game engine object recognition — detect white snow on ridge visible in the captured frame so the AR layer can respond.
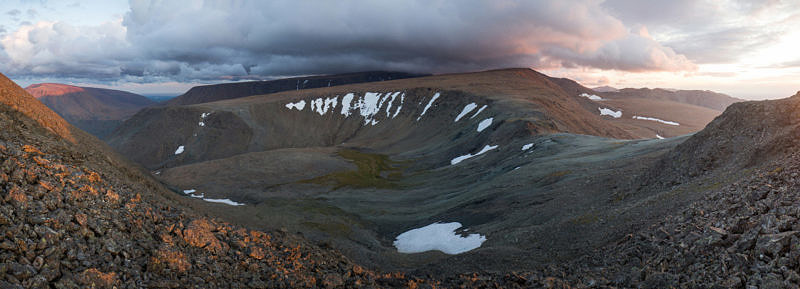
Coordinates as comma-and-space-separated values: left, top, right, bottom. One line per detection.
417, 92, 441, 121
455, 103, 477, 122
203, 198, 245, 206
477, 118, 493, 132
392, 93, 405, 118
285, 100, 306, 111
201, 112, 211, 119
183, 189, 196, 194
599, 107, 622, 118
633, 116, 679, 126
656, 134, 665, 139
340, 93, 354, 116
385, 91, 401, 117
174, 145, 185, 155
471, 104, 487, 119
522, 143, 534, 151
393, 222, 486, 254
580, 93, 603, 100
451, 144, 499, 165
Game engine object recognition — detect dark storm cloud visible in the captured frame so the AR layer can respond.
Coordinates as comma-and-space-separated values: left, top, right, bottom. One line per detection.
1, 0, 695, 83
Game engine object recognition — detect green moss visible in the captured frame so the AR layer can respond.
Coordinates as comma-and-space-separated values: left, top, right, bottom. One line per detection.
299, 149, 406, 189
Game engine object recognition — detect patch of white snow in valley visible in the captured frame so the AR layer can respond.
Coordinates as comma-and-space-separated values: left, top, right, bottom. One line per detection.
656, 134, 665, 139
201, 112, 211, 119
285, 100, 306, 111
393, 222, 486, 254
417, 92, 440, 121
190, 193, 204, 198
471, 105, 487, 119
454, 103, 477, 122
182, 189, 196, 194
174, 146, 184, 155
203, 198, 245, 206
632, 116, 679, 126
522, 143, 534, 151
580, 93, 603, 100
451, 144, 499, 165
477, 118, 493, 132
598, 107, 622, 118
198, 121, 205, 127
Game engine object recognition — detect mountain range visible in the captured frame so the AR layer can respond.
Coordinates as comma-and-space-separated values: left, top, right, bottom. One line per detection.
5, 67, 795, 287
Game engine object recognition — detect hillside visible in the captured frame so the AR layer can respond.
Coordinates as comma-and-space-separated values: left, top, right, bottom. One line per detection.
25, 83, 154, 138
599, 87, 742, 111
107, 68, 729, 273
163, 71, 427, 106
1, 73, 451, 287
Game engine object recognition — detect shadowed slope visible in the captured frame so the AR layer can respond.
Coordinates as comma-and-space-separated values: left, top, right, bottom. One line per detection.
164, 71, 427, 106
25, 83, 154, 138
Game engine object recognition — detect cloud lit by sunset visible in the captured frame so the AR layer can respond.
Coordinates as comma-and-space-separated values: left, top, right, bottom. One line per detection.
1, 0, 798, 99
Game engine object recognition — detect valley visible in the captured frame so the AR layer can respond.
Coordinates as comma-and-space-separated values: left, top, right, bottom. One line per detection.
105, 68, 740, 275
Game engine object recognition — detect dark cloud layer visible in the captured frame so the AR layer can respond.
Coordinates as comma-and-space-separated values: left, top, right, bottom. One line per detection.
1, 0, 695, 83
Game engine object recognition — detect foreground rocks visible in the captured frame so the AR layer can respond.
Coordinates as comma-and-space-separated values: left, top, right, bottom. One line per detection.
0, 111, 441, 288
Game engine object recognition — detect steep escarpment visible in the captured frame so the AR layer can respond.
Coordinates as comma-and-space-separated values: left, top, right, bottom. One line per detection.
25, 83, 154, 138
163, 71, 427, 106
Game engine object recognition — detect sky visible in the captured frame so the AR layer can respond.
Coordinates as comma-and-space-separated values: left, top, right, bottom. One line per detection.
0, 0, 798, 99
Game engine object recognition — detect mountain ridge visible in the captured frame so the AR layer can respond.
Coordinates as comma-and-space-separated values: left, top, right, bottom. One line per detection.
24, 83, 154, 138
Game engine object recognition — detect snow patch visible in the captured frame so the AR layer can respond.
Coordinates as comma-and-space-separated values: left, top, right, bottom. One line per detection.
392, 93, 405, 118
451, 144, 499, 165
580, 93, 603, 100
285, 100, 306, 111
174, 146, 185, 155
417, 92, 440, 121
182, 189, 196, 194
599, 107, 622, 118
455, 103, 477, 122
198, 121, 205, 127
393, 222, 486, 254
656, 134, 665, 139
203, 198, 245, 206
522, 143, 534, 151
201, 112, 211, 119
632, 116, 680, 126
477, 118, 493, 132
340, 93, 354, 116
311, 96, 339, 115
471, 105, 487, 119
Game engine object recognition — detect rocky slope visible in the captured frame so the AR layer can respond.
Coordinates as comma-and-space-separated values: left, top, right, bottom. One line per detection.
1, 72, 449, 288
163, 71, 427, 106
25, 83, 154, 138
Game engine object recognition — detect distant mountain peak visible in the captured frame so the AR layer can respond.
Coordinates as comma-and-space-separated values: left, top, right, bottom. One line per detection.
592, 85, 619, 92
25, 83, 86, 98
